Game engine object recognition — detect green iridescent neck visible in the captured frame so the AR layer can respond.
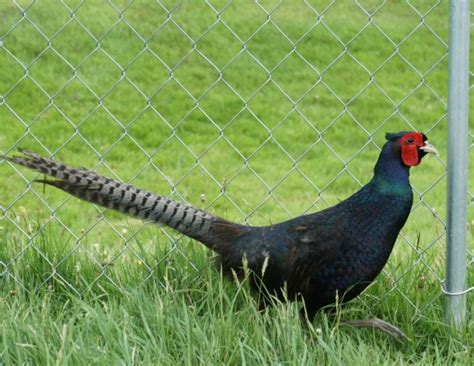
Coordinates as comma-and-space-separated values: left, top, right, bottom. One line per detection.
371, 141, 412, 195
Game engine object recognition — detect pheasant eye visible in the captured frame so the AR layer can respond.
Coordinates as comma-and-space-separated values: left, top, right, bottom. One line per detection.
406, 137, 414, 143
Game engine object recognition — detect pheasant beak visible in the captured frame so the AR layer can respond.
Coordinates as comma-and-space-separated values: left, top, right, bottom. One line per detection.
419, 141, 439, 156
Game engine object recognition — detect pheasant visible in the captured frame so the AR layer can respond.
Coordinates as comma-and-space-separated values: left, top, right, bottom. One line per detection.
4, 131, 438, 338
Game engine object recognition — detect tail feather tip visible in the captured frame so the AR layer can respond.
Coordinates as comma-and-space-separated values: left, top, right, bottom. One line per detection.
18, 148, 40, 158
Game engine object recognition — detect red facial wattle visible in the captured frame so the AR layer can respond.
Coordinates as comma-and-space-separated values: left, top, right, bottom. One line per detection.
399, 132, 424, 166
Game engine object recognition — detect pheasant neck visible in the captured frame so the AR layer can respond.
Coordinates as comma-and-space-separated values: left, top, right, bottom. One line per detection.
371, 142, 411, 194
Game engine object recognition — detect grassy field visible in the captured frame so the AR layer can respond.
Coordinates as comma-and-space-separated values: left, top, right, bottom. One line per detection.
0, 1, 473, 364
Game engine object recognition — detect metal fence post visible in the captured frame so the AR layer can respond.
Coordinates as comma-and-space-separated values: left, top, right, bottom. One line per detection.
446, 0, 470, 330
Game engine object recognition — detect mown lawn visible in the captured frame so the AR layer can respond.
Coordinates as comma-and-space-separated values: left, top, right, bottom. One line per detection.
0, 1, 472, 364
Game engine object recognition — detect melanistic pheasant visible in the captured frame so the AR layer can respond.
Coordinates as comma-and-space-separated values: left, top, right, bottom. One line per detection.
4, 131, 437, 336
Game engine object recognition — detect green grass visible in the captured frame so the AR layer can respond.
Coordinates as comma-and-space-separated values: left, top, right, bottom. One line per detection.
0, 226, 472, 364
0, 1, 473, 364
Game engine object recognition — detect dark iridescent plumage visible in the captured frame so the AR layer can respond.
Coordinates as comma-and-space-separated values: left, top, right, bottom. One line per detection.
4, 131, 437, 319
209, 132, 417, 315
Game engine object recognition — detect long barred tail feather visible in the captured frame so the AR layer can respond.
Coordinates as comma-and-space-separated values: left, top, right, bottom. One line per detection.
4, 149, 242, 249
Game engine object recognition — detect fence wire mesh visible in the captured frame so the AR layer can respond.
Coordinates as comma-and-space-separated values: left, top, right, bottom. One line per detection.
0, 1, 472, 311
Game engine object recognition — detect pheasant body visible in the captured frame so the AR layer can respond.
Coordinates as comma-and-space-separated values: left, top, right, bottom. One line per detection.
4, 131, 437, 316
220, 180, 413, 312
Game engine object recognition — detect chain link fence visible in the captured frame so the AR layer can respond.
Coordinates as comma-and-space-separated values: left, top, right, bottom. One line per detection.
0, 1, 472, 314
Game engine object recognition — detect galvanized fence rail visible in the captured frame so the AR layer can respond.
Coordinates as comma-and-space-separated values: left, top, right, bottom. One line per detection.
0, 1, 471, 327
446, 0, 470, 329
